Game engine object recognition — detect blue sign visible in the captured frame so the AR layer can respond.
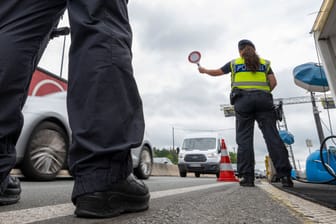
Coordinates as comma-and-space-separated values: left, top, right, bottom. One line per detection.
293, 62, 329, 92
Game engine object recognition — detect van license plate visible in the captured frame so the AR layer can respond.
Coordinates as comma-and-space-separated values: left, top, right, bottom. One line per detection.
189, 164, 201, 167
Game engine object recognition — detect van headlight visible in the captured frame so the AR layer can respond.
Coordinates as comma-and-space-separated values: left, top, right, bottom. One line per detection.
207, 152, 218, 158
179, 153, 184, 159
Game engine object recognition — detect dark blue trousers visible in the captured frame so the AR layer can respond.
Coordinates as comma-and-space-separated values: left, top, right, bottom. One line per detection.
0, 0, 144, 202
234, 90, 292, 178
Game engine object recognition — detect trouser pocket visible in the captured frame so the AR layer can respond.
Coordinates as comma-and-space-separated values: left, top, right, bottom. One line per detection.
230, 88, 242, 105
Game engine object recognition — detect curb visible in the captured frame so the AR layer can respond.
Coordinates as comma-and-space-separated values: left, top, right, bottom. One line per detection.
10, 164, 180, 178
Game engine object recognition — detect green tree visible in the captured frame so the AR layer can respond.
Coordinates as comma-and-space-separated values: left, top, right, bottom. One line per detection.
229, 151, 237, 163
153, 147, 178, 164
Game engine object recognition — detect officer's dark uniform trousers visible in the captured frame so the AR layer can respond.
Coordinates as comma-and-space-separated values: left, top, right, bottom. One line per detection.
234, 90, 292, 178
0, 0, 144, 202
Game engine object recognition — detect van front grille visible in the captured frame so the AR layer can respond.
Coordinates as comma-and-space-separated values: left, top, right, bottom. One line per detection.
184, 154, 206, 162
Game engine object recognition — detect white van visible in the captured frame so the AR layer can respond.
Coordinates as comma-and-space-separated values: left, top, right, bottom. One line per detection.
178, 132, 222, 178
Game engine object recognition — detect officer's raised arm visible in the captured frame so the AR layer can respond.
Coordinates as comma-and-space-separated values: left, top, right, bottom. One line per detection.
198, 67, 224, 76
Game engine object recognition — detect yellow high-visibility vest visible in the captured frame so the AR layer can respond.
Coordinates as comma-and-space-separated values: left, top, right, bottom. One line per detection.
230, 57, 271, 91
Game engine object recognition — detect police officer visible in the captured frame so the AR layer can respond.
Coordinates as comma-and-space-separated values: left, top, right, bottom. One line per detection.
0, 0, 149, 218
198, 39, 293, 188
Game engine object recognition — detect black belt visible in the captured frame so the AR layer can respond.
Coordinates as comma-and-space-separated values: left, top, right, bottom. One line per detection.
238, 89, 271, 95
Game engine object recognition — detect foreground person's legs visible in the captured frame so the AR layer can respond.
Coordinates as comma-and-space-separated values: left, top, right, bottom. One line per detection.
67, 0, 149, 218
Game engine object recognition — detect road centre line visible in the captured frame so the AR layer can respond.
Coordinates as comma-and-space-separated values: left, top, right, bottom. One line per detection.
151, 182, 230, 199
0, 182, 230, 224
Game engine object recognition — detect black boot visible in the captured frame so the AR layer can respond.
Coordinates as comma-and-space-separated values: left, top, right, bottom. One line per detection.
0, 176, 21, 205
74, 173, 150, 218
239, 176, 255, 187
281, 176, 294, 188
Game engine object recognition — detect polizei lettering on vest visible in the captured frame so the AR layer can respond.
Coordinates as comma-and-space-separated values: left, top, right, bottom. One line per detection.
234, 64, 267, 73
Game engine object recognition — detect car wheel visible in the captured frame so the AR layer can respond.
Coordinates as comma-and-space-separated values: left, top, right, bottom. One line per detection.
179, 171, 187, 177
134, 146, 152, 180
195, 172, 200, 178
21, 121, 68, 181
216, 172, 220, 178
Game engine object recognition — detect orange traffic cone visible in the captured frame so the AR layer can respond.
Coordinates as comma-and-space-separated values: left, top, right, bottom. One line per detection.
217, 139, 239, 182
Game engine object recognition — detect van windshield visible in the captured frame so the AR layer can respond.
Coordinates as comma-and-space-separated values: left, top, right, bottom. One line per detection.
182, 138, 216, 150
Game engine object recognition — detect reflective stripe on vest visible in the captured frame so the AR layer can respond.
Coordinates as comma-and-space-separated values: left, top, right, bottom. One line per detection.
230, 57, 271, 91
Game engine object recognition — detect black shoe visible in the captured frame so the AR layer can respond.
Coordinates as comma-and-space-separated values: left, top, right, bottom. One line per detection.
239, 176, 255, 187
74, 173, 150, 218
0, 176, 21, 206
281, 176, 294, 188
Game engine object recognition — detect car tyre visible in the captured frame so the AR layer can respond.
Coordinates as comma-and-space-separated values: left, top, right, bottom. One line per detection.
134, 145, 152, 180
195, 172, 200, 178
20, 121, 68, 181
179, 170, 187, 177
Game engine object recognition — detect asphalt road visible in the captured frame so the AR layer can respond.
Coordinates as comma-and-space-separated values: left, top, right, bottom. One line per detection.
0, 176, 333, 224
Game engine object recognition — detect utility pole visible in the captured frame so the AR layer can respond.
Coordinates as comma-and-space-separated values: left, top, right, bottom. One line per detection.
172, 126, 175, 150
49, 27, 70, 78
310, 92, 325, 147
60, 34, 67, 78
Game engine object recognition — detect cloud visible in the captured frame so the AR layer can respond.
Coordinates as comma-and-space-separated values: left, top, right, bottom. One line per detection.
129, 1, 228, 60
38, 0, 330, 171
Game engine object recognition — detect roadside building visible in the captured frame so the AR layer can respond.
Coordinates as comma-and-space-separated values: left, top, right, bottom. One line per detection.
312, 0, 336, 101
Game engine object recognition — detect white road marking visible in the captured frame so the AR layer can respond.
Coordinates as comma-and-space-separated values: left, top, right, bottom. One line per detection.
0, 182, 231, 224
0, 203, 74, 224
151, 182, 230, 199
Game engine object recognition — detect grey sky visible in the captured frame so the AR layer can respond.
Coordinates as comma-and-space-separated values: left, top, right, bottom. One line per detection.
39, 0, 332, 170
